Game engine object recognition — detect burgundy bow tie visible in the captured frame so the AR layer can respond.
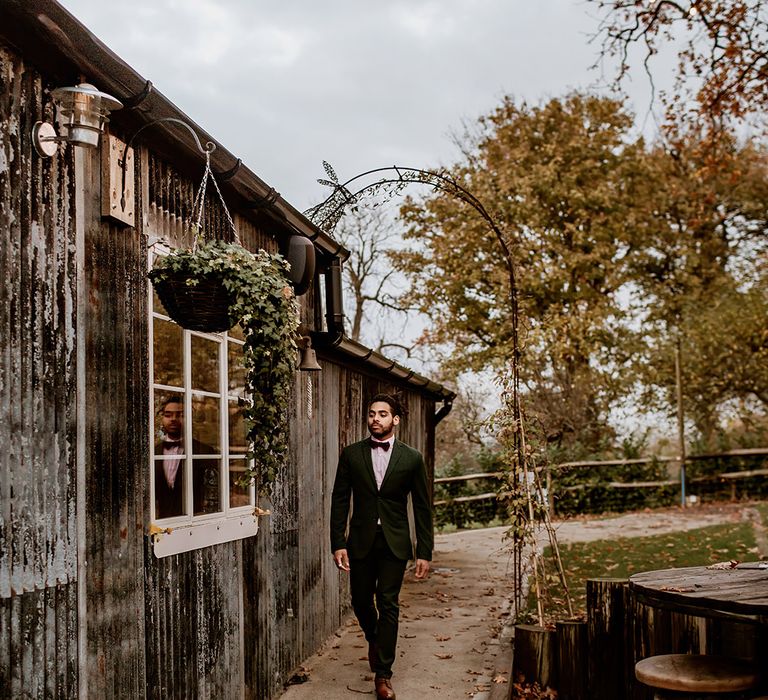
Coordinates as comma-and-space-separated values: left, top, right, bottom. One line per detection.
371, 440, 390, 451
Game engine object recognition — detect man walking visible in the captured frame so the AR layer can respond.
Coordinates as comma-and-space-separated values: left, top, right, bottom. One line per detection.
330, 394, 433, 700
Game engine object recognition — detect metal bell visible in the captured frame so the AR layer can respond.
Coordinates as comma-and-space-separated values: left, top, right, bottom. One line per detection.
298, 344, 322, 372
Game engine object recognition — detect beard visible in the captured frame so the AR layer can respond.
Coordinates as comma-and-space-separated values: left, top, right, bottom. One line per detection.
368, 421, 393, 439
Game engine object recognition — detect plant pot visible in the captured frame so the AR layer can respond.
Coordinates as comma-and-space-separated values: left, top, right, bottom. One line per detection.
152, 270, 236, 333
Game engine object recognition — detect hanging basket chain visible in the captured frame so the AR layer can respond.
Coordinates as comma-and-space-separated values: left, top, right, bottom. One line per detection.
191, 149, 241, 251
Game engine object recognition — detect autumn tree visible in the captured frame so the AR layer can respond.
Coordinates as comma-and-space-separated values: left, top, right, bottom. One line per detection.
398, 93, 647, 456
333, 203, 415, 352
396, 92, 768, 455
590, 0, 768, 124
624, 128, 768, 442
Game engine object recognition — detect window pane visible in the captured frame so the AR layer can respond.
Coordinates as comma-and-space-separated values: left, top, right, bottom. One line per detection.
192, 395, 221, 452
228, 342, 246, 396
229, 459, 252, 508
193, 457, 221, 515
154, 393, 185, 453
228, 400, 248, 455
153, 319, 183, 387
191, 335, 220, 393
155, 457, 187, 519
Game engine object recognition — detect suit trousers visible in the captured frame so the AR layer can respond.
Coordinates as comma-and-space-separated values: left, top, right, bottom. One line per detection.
349, 528, 408, 679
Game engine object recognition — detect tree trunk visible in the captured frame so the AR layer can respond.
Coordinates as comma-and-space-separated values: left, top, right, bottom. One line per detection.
556, 619, 587, 700
513, 624, 557, 691
587, 578, 628, 700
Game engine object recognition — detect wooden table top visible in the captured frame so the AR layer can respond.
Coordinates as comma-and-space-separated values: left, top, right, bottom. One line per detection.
630, 564, 768, 618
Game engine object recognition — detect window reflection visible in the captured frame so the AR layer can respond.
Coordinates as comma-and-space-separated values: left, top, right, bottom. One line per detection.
155, 457, 187, 519
192, 395, 221, 452
228, 400, 247, 455
191, 335, 220, 393
229, 459, 251, 508
193, 457, 221, 515
228, 342, 246, 396
154, 394, 187, 519
151, 286, 254, 521
153, 319, 183, 387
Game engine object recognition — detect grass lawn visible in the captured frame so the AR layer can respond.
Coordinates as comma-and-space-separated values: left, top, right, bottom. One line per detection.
529, 521, 759, 622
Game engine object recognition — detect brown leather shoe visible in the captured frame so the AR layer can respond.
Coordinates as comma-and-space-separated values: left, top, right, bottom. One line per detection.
375, 676, 396, 700
367, 642, 378, 672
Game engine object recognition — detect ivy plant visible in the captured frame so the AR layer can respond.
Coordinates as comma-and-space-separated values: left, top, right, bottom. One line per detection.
149, 238, 299, 497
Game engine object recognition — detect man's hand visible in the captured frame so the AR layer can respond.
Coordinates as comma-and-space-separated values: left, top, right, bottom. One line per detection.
333, 548, 350, 572
414, 558, 430, 579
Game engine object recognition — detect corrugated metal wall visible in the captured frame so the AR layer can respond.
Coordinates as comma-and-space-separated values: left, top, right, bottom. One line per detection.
0, 46, 79, 697
0, 41, 437, 700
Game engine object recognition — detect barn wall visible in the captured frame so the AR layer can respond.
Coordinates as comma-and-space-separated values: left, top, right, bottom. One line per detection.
0, 39, 439, 700
141, 154, 263, 699
0, 46, 80, 698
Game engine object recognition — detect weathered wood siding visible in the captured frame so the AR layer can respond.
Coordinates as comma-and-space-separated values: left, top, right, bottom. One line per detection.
0, 46, 79, 697
80, 133, 148, 697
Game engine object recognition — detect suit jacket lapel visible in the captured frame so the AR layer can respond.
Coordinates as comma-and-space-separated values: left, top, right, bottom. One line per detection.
359, 439, 377, 490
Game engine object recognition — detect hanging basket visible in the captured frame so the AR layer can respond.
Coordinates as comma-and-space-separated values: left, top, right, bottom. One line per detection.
152, 270, 235, 333
149, 144, 242, 333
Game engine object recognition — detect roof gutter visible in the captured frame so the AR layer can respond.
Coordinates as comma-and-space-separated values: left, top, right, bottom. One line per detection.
2, 0, 349, 261
312, 331, 456, 409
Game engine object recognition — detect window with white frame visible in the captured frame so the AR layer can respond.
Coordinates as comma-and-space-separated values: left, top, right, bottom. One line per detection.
149, 247, 257, 556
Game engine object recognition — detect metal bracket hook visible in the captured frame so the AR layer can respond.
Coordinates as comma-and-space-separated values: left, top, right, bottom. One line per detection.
119, 117, 216, 211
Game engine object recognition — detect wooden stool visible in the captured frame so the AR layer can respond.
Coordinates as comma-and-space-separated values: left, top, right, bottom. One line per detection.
635, 654, 759, 699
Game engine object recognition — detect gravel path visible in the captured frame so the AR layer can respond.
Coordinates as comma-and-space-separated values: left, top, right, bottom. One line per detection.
278, 502, 762, 700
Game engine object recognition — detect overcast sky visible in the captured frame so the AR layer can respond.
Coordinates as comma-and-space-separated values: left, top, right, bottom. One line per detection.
58, 0, 664, 211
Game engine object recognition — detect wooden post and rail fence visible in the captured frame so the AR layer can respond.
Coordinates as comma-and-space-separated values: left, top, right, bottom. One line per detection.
433, 447, 768, 518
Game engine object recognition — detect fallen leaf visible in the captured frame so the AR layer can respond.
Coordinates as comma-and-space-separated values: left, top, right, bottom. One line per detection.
659, 586, 695, 592
707, 560, 739, 570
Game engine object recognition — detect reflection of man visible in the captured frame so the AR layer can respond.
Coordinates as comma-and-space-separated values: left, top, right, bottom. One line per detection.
154, 396, 218, 518
330, 394, 433, 700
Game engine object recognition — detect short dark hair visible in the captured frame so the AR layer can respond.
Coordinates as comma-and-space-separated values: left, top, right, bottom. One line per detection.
368, 393, 402, 418
159, 395, 184, 413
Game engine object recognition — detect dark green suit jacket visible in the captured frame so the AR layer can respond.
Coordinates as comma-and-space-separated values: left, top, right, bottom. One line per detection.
330, 438, 433, 562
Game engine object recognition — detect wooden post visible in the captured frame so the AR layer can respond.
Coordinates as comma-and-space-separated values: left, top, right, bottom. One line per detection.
626, 592, 654, 700
587, 578, 628, 700
546, 465, 555, 516
675, 339, 687, 507
513, 624, 558, 690
556, 619, 587, 700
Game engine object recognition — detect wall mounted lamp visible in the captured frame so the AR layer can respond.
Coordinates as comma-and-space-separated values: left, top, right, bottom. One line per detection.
32, 83, 123, 157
